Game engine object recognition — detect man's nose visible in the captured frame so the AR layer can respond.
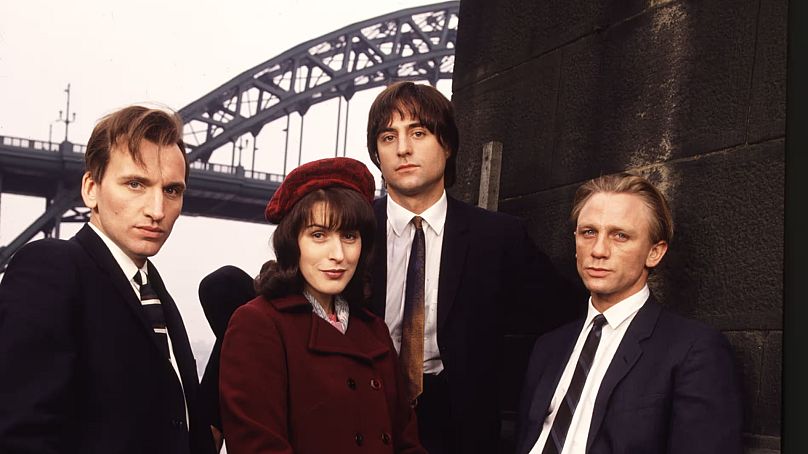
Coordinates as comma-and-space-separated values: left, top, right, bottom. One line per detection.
144, 189, 165, 222
591, 235, 610, 258
396, 136, 412, 156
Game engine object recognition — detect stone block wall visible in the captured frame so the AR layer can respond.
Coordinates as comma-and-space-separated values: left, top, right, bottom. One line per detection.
449, 0, 786, 451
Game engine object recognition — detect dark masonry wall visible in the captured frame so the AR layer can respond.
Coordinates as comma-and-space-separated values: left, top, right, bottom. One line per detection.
448, 0, 786, 452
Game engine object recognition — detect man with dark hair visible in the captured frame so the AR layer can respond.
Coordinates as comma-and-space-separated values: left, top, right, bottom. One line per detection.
515, 173, 743, 454
0, 105, 214, 454
367, 81, 569, 453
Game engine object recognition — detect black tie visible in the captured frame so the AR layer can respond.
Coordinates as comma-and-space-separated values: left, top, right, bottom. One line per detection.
133, 271, 171, 359
543, 314, 607, 454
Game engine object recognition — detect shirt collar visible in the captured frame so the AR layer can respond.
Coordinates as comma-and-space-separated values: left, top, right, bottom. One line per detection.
386, 190, 448, 237
87, 222, 145, 281
585, 285, 650, 330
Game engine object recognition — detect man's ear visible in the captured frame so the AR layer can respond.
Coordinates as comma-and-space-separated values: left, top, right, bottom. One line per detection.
646, 241, 668, 268
81, 171, 98, 210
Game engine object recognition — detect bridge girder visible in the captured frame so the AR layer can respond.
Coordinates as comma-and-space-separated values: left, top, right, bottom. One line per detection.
180, 1, 459, 163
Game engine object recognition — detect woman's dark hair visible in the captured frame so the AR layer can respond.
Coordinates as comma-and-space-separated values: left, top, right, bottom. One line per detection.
255, 187, 376, 304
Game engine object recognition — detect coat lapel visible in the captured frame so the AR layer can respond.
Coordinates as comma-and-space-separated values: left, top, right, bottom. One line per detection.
437, 196, 470, 329
586, 298, 662, 452
370, 197, 388, 318
308, 310, 389, 362
272, 295, 390, 362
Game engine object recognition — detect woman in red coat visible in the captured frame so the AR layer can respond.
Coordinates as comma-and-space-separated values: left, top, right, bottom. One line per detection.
220, 157, 425, 454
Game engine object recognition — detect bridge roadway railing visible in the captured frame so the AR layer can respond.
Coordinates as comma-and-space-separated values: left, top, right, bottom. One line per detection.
0, 134, 285, 184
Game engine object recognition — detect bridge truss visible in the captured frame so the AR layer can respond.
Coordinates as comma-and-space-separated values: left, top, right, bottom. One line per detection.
0, 1, 459, 272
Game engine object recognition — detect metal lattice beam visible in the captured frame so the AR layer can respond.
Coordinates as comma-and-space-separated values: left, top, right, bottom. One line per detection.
180, 1, 459, 163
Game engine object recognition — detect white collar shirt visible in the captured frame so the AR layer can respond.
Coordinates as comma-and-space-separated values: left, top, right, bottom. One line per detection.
529, 285, 650, 454
384, 191, 447, 374
87, 222, 189, 427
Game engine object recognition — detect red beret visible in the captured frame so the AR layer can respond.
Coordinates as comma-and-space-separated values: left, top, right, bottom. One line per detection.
265, 157, 375, 223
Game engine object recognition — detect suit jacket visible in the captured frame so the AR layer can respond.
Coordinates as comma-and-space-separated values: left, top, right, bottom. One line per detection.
219, 294, 425, 454
371, 195, 571, 453
515, 297, 743, 454
0, 225, 214, 454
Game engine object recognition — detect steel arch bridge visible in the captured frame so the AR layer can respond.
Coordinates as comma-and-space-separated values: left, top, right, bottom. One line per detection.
181, 1, 459, 164
0, 1, 459, 272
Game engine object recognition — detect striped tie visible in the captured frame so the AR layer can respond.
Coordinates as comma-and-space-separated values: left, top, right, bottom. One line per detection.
542, 314, 607, 454
400, 216, 425, 405
133, 271, 171, 359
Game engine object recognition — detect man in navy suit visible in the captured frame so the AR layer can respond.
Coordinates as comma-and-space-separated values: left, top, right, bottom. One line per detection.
0, 106, 214, 454
515, 173, 742, 454
366, 82, 574, 454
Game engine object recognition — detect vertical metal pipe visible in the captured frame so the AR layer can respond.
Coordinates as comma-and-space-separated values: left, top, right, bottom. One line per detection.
297, 114, 305, 167
342, 100, 350, 157
335, 97, 342, 157
283, 114, 290, 176
251, 135, 257, 174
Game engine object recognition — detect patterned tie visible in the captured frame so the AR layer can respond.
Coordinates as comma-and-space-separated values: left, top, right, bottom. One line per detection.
133, 271, 171, 359
542, 314, 608, 454
400, 216, 426, 405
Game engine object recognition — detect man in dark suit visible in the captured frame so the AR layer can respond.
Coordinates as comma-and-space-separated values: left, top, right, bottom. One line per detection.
366, 82, 572, 454
0, 106, 214, 454
515, 173, 743, 454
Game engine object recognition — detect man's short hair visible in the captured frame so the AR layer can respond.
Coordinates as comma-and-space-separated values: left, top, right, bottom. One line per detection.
570, 172, 674, 244
366, 81, 459, 187
85, 105, 188, 183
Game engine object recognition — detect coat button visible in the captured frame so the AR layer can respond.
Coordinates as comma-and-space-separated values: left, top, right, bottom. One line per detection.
381, 432, 391, 445
354, 432, 364, 446
171, 419, 186, 429
370, 378, 381, 390
347, 378, 357, 390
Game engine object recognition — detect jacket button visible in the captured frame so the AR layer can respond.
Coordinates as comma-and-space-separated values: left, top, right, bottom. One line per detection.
354, 432, 364, 446
381, 432, 391, 444
370, 378, 381, 390
171, 419, 186, 429
347, 378, 357, 390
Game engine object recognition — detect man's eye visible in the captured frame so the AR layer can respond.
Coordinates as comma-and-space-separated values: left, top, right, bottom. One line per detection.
342, 231, 359, 241
413, 130, 425, 138
614, 232, 629, 241
127, 181, 143, 189
312, 231, 325, 239
579, 229, 596, 237
164, 186, 184, 196
380, 135, 395, 143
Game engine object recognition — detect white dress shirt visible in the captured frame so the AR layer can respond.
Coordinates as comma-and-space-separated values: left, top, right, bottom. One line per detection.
384, 191, 447, 374
87, 222, 188, 426
529, 285, 651, 454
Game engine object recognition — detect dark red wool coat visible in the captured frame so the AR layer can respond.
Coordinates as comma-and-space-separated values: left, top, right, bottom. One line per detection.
220, 294, 425, 454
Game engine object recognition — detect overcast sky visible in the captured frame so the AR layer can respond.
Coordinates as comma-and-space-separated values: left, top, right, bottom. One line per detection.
0, 0, 453, 376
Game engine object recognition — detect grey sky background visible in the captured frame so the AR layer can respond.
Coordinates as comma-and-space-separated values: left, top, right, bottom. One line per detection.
0, 0, 452, 376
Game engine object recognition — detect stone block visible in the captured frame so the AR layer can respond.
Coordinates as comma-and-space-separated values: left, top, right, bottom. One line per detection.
747, 0, 788, 143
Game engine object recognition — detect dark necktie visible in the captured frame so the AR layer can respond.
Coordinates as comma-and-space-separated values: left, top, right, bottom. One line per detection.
542, 314, 608, 454
133, 271, 171, 359
400, 216, 425, 405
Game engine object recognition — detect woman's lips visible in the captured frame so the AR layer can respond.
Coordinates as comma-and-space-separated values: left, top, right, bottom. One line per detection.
322, 269, 346, 279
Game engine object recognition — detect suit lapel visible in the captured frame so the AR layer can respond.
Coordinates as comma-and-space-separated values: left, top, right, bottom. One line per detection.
370, 197, 388, 318
147, 262, 196, 396
586, 298, 662, 452
519, 322, 582, 454
74, 226, 159, 343
437, 196, 470, 328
